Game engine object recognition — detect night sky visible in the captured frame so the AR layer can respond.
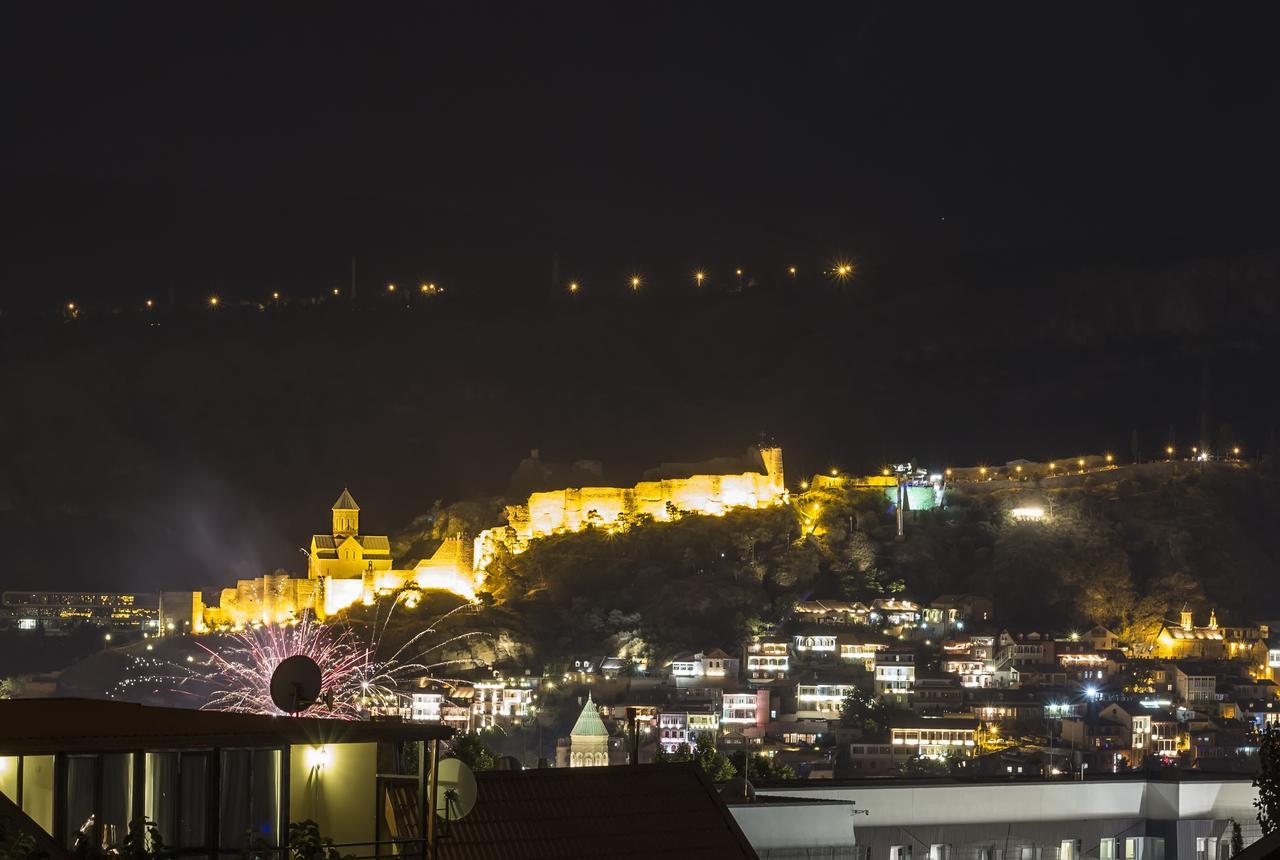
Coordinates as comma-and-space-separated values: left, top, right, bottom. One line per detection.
5, 4, 1280, 306
3, 5, 1280, 591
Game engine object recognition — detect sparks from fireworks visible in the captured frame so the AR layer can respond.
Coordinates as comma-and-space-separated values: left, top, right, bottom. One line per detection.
116, 596, 490, 719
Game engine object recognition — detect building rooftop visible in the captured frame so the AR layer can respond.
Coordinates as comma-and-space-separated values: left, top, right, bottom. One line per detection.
890, 715, 979, 730
332, 488, 360, 510
569, 693, 610, 738
0, 698, 452, 755
436, 763, 757, 859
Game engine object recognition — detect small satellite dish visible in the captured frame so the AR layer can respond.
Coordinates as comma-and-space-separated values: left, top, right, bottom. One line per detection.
270, 655, 323, 714
435, 758, 477, 822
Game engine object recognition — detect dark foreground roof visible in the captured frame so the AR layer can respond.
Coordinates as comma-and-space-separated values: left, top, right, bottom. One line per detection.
1235, 829, 1280, 860
435, 763, 757, 859
0, 698, 452, 754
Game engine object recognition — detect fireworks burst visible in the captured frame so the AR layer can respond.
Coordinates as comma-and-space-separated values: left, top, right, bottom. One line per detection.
117, 599, 490, 719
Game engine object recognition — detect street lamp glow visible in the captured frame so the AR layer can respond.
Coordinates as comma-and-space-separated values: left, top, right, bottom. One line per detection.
789, 266, 797, 275
272, 291, 280, 300
145, 299, 154, 308
67, 302, 76, 311
332, 288, 340, 296
1105, 453, 1114, 464
830, 467, 838, 476
945, 468, 953, 477
630, 275, 641, 290
568, 281, 580, 293
387, 282, 396, 293
1233, 446, 1241, 456
694, 271, 705, 286
209, 296, 219, 307
1077, 458, 1085, 468
1048, 462, 1056, 471
735, 268, 743, 276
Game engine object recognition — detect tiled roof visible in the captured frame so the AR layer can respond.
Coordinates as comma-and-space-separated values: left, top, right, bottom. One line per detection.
312, 534, 337, 549
332, 488, 359, 510
436, 763, 757, 859
355, 535, 390, 552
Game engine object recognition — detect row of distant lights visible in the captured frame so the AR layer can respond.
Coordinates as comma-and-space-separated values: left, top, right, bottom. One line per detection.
568, 264, 854, 295
65, 265, 854, 312
794, 446, 1243, 490
65, 282, 445, 314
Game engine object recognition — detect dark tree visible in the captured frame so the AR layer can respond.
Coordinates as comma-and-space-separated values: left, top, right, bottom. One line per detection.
1255, 723, 1280, 834
447, 732, 496, 772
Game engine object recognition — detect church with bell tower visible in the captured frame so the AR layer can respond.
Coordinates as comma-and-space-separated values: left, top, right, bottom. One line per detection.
308, 488, 393, 581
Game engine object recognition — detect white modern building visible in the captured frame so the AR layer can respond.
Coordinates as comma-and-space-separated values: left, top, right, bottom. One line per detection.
722, 690, 770, 729
796, 683, 856, 719
730, 777, 1261, 859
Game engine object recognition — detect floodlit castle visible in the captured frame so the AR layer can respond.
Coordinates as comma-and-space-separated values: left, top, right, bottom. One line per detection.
179, 447, 786, 630
473, 446, 786, 574
191, 490, 476, 630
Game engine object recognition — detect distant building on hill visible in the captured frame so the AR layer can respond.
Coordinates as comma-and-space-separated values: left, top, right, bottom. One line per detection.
1149, 606, 1269, 662
474, 445, 786, 573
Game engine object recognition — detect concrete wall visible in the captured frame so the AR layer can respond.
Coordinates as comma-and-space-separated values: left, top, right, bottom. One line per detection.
289, 742, 377, 849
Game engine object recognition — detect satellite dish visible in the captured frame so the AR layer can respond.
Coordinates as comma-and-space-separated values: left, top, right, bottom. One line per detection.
435, 758, 477, 822
270, 655, 323, 714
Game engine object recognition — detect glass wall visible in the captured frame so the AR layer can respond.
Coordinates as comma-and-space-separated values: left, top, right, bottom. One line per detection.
64, 756, 96, 850
219, 749, 281, 850
101, 754, 134, 850
143, 751, 213, 855
178, 753, 209, 852
144, 752, 180, 845
60, 754, 134, 852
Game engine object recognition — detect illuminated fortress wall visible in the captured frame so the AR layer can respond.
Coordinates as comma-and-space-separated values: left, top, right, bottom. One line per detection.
188, 451, 784, 631
474, 446, 785, 574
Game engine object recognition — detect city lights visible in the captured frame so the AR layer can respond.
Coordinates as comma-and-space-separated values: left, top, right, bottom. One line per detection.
695, 271, 705, 286
568, 281, 580, 293
209, 296, 219, 308
630, 275, 641, 290
145, 299, 154, 308
387, 282, 396, 293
